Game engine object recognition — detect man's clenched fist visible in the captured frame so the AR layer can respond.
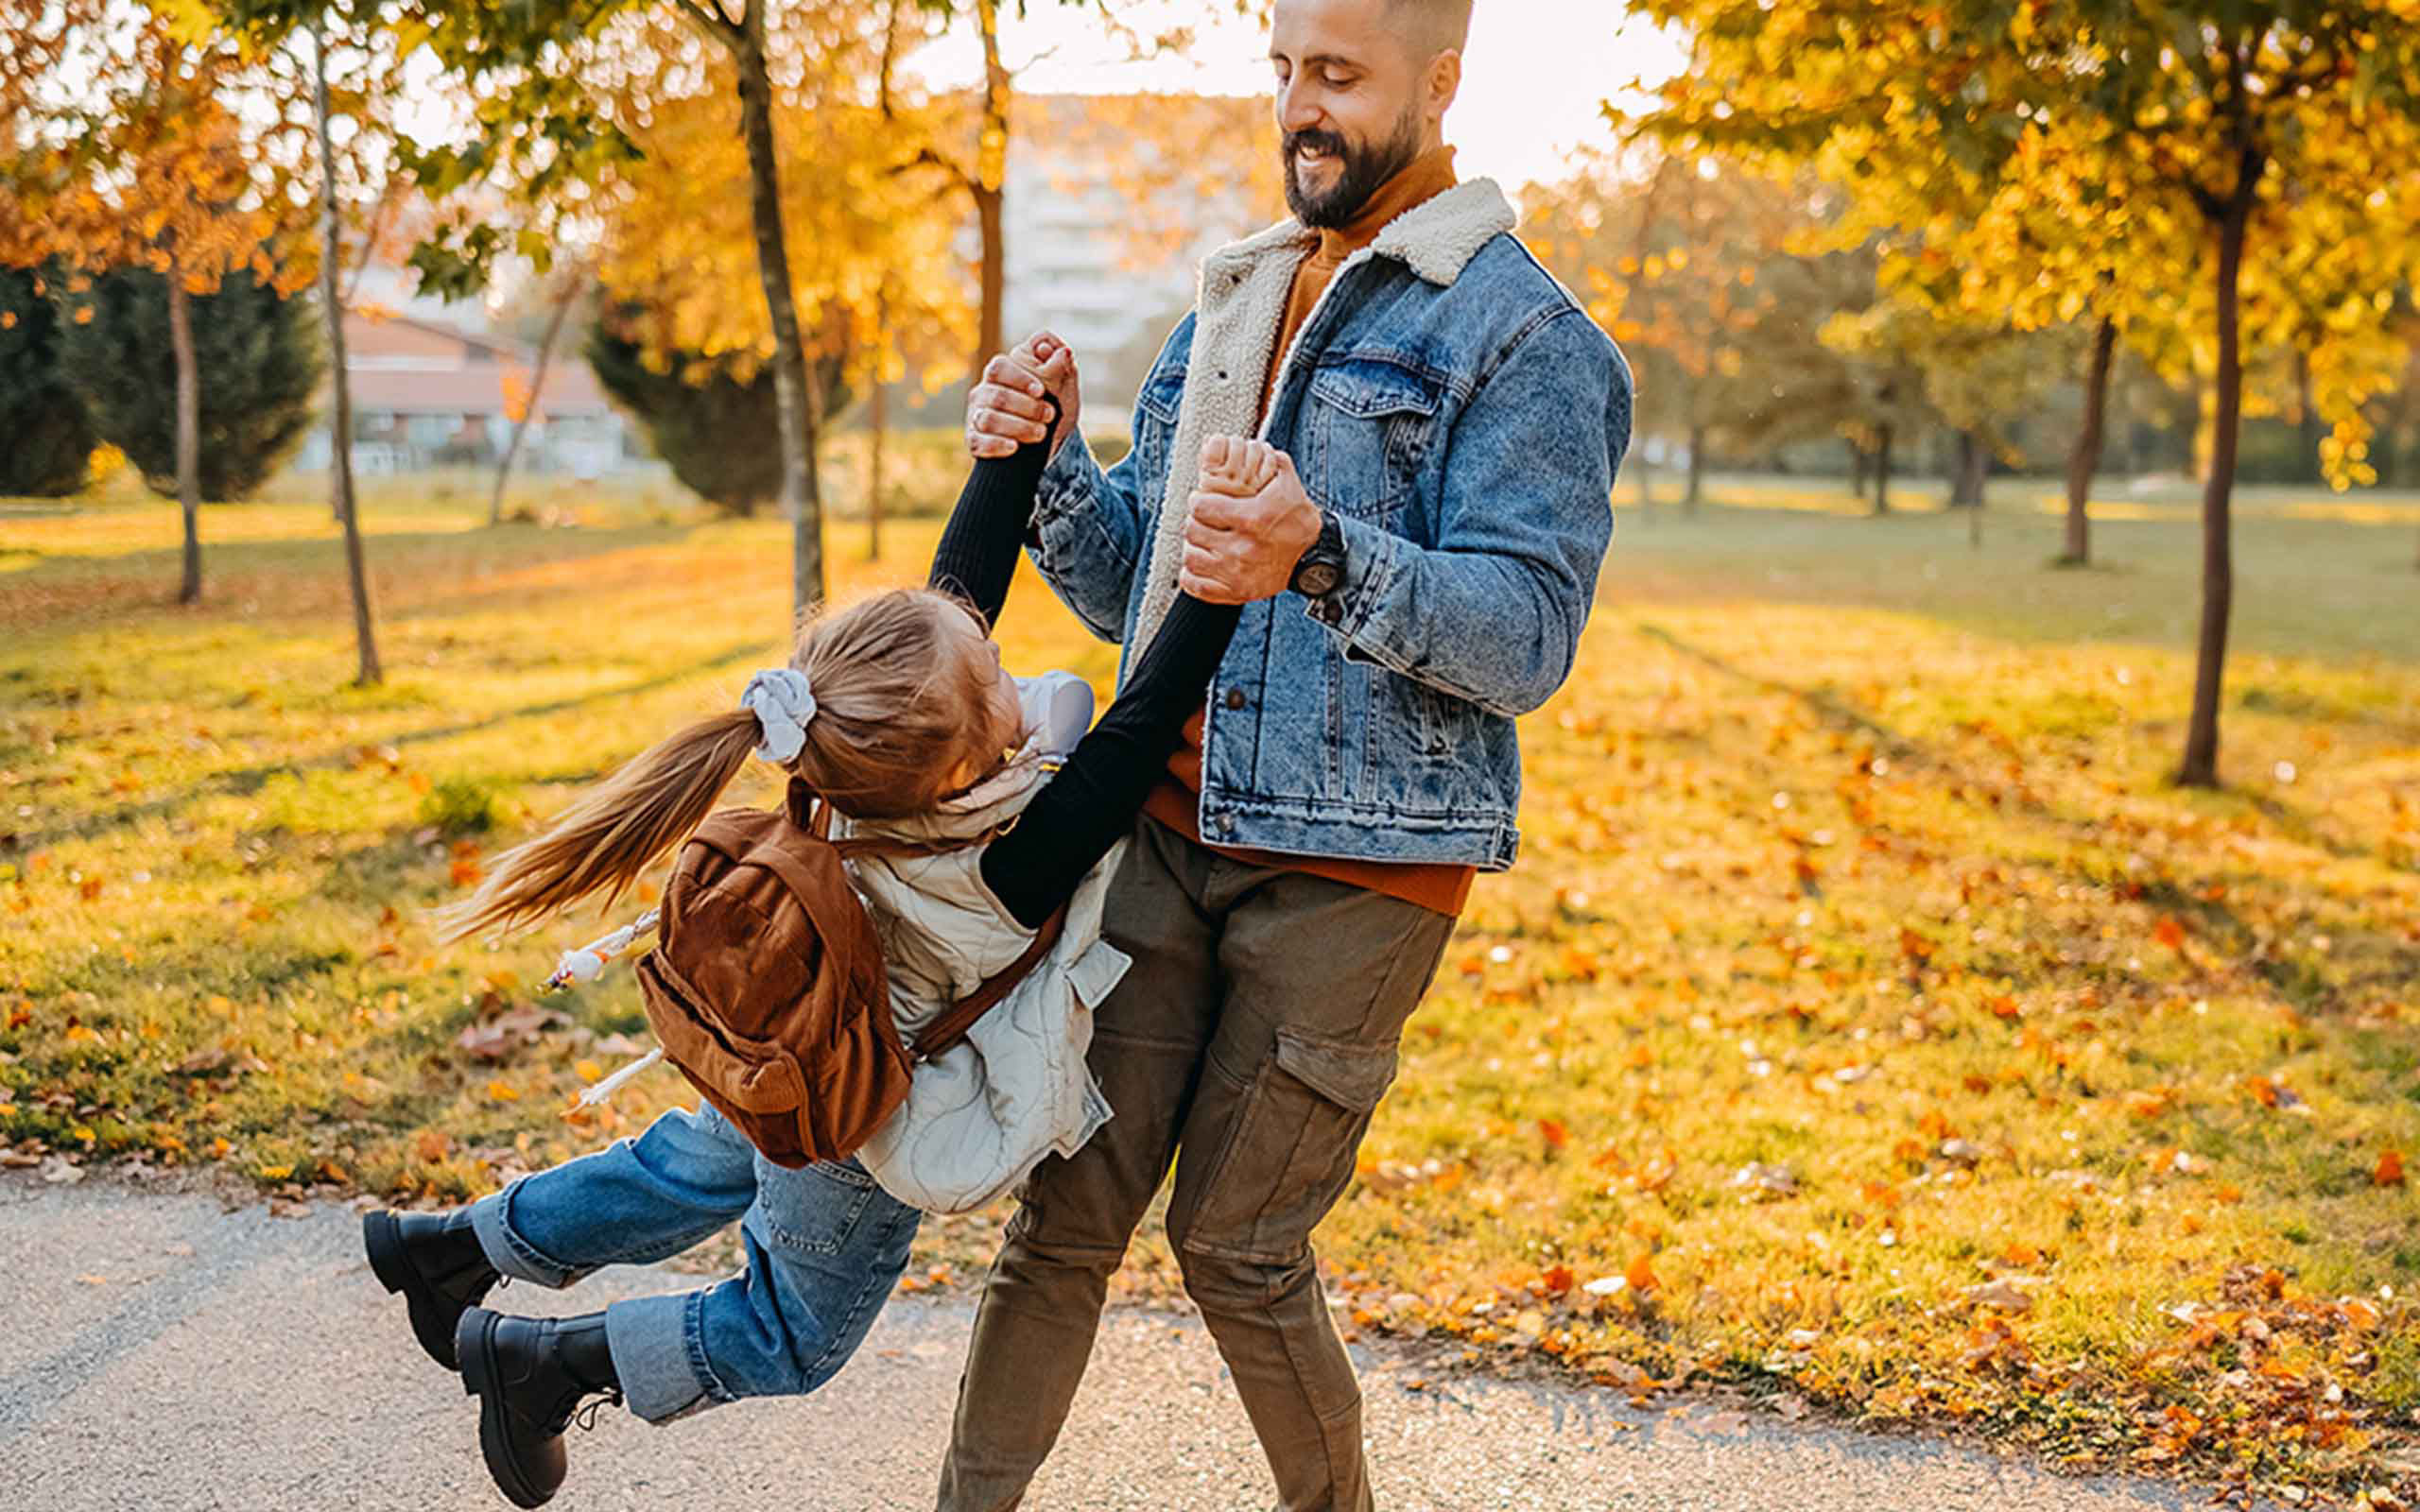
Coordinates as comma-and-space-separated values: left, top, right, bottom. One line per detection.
1180, 437, 1322, 606
966, 332, 1081, 461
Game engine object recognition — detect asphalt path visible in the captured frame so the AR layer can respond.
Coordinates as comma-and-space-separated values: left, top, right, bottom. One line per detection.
0, 1169, 2251, 1512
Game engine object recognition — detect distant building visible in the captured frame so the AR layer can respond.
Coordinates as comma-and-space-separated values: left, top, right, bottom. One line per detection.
297, 267, 634, 477
888, 93, 1271, 425
1002, 94, 1271, 403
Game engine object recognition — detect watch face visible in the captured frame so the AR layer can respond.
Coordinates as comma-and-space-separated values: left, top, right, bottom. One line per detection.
1297, 561, 1342, 598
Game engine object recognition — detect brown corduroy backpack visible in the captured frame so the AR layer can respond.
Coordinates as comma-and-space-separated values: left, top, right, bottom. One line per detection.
632, 779, 1064, 1170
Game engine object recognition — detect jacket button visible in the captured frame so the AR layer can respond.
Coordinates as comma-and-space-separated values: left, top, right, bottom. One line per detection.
1214, 813, 1235, 834
1223, 688, 1248, 711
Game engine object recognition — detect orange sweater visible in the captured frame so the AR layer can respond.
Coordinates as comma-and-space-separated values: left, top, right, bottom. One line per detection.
1142, 145, 1475, 919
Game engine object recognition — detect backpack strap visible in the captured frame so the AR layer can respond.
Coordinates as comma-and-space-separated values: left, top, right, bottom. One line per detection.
909, 904, 1069, 1064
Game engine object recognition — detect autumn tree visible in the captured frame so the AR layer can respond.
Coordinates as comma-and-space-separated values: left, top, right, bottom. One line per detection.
572, 5, 966, 604
0, 265, 98, 497
1620, 0, 2420, 786
54, 265, 324, 501
1823, 285, 2077, 541
2, 1, 316, 603
489, 264, 592, 527
588, 308, 847, 515
284, 0, 1080, 613
1528, 148, 1828, 511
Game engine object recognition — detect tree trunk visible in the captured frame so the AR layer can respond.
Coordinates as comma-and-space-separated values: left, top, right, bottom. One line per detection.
1850, 439, 1870, 500
168, 273, 201, 605
491, 266, 585, 526
1873, 425, 1894, 516
1950, 429, 1987, 507
732, 11, 824, 615
869, 308, 889, 562
315, 18, 379, 686
1684, 422, 1705, 513
2293, 347, 2321, 485
2178, 199, 2253, 789
2061, 315, 2117, 567
803, 346, 828, 601
1633, 454, 1652, 516
972, 0, 1010, 369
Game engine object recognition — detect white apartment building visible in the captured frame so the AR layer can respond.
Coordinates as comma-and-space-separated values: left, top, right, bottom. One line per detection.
994, 94, 1274, 410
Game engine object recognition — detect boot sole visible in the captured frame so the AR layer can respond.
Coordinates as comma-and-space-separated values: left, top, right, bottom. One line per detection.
362, 1210, 461, 1371
458, 1309, 556, 1510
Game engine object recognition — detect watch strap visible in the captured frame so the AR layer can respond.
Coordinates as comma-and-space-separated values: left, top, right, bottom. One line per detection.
1290, 508, 1346, 598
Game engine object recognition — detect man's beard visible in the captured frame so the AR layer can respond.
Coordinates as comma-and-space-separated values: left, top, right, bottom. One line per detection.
1283, 104, 1426, 230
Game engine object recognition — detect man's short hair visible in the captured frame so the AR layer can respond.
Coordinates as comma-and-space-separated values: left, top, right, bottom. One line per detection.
1389, 0, 1473, 60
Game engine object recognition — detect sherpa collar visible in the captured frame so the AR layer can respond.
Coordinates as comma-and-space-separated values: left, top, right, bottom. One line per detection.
1116, 177, 1519, 674
1201, 176, 1518, 292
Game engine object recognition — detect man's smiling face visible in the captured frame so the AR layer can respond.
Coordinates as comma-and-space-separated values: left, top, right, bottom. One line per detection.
1270, 0, 1460, 229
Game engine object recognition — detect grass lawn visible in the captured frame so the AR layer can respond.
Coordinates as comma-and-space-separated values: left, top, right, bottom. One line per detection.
5, 473, 2418, 1503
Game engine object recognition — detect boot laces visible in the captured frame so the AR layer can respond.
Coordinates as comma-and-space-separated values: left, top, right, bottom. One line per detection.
569, 1386, 623, 1433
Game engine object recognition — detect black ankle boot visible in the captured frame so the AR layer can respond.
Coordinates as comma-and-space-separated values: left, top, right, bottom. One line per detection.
454, 1307, 623, 1510
362, 1206, 502, 1370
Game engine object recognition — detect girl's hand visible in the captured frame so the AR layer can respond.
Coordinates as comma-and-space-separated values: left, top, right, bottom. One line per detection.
1180, 438, 1319, 604
967, 332, 1081, 460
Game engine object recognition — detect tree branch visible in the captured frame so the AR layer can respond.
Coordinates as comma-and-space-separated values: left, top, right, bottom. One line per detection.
892, 145, 974, 191
670, 0, 740, 49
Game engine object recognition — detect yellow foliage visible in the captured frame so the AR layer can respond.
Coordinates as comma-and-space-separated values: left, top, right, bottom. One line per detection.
1616, 0, 2420, 489
590, 6, 970, 399
1, 2, 319, 297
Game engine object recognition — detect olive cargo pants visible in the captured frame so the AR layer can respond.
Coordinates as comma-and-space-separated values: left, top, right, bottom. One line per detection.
937, 815, 1459, 1512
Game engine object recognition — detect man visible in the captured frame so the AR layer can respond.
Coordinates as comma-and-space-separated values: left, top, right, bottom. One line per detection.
945, 0, 1630, 1506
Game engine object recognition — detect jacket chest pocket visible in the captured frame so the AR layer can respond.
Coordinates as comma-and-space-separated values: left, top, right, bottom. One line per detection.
1132, 364, 1186, 495
1302, 358, 1440, 522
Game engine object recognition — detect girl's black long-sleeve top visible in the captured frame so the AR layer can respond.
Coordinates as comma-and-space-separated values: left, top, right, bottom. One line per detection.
928, 426, 1239, 932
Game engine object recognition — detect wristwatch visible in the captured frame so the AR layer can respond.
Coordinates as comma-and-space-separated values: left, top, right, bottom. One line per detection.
1288, 508, 1347, 602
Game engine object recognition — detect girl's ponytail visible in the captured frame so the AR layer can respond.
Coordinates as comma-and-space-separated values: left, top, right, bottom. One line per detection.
434, 709, 761, 943
433, 584, 1003, 945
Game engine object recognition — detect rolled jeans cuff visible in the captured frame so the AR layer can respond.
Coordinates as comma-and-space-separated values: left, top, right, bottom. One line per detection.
604, 1291, 721, 1425
469, 1180, 593, 1290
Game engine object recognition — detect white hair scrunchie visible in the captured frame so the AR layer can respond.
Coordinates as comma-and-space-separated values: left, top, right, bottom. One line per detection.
740, 667, 819, 765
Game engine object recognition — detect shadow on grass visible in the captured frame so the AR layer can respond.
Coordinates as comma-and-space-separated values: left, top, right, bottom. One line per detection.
1623, 617, 2412, 991
1, 523, 701, 635
1605, 502, 2420, 669
14, 635, 781, 853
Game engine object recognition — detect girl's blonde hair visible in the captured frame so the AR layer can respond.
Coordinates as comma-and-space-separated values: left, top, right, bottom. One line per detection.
437, 587, 997, 943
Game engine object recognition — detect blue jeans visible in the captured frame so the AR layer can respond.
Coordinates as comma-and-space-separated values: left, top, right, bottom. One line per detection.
467, 1101, 921, 1423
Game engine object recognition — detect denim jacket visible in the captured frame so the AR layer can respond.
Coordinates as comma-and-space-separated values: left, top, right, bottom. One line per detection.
1025, 178, 1631, 871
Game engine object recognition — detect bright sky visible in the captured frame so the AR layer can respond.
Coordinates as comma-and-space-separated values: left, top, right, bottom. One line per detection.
915, 1, 1686, 194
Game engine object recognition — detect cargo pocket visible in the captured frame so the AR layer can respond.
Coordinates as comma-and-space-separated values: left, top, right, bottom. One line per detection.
1184, 1026, 1400, 1265
750, 1155, 880, 1258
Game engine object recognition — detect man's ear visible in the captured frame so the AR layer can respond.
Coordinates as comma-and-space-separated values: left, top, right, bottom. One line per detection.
1427, 47, 1462, 121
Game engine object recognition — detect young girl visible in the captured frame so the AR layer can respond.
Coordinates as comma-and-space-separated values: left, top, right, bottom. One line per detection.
364, 406, 1281, 1509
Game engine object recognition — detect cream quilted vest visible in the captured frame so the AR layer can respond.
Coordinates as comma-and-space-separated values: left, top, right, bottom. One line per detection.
836, 673, 1130, 1215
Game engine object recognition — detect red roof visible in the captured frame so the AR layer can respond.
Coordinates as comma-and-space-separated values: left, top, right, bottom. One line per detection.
344, 362, 614, 420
